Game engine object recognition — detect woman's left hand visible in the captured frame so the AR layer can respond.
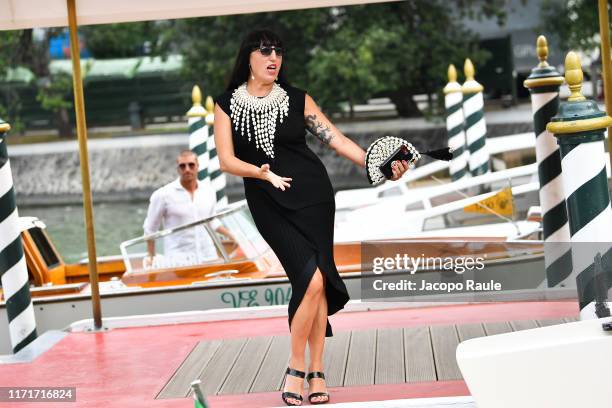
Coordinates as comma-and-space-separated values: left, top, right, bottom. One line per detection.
390, 160, 410, 181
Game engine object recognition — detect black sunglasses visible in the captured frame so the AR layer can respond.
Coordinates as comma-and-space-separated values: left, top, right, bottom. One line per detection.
254, 45, 284, 57
178, 162, 196, 170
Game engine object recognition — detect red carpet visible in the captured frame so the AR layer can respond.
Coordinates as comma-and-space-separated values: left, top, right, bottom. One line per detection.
0, 300, 578, 407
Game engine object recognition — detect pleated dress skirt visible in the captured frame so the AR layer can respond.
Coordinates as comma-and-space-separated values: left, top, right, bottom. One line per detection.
246, 187, 350, 337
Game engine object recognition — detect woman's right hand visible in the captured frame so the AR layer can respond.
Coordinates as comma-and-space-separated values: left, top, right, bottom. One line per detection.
259, 164, 292, 191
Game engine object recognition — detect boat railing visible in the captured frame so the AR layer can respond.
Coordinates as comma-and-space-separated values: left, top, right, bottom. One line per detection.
119, 200, 270, 273
335, 180, 541, 242
120, 200, 245, 249
335, 131, 537, 209
419, 182, 540, 232
335, 131, 612, 212
338, 163, 538, 226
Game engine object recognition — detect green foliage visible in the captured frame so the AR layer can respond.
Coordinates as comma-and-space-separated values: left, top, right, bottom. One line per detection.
80, 22, 163, 58
168, 1, 505, 117
306, 26, 390, 114
0, 32, 19, 75
0, 0, 511, 128
36, 73, 73, 111
455, 0, 512, 25
0, 31, 25, 128
319, 2, 492, 116
166, 9, 330, 99
35, 72, 74, 137
0, 28, 62, 132
541, 0, 601, 51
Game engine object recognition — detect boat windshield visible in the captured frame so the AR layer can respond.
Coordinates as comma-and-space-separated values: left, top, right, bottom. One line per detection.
119, 200, 270, 273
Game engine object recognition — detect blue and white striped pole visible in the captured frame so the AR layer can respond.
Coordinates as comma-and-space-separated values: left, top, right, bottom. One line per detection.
187, 85, 211, 184
548, 52, 612, 319
524, 35, 572, 288
0, 119, 37, 353
462, 59, 490, 176
444, 64, 469, 181
205, 96, 228, 209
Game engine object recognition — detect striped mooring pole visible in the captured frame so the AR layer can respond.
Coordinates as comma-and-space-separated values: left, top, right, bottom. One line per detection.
188, 85, 211, 184
187, 86, 228, 208
524, 35, 572, 288
444, 64, 469, 181
462, 58, 490, 176
205, 96, 228, 209
191, 380, 210, 408
0, 119, 37, 353
547, 52, 612, 319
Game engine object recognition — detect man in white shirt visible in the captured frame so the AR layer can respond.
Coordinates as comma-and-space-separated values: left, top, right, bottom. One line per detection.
143, 150, 233, 268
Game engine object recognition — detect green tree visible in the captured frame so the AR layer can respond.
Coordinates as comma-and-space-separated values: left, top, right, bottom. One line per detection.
309, 2, 493, 117
541, 0, 601, 51
0, 28, 74, 135
0, 31, 30, 130
25, 28, 76, 137
36, 72, 74, 138
166, 9, 331, 99
168, 1, 507, 117
80, 22, 165, 58
306, 26, 392, 117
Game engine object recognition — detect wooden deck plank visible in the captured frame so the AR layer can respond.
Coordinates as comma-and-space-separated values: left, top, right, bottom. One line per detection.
343, 330, 376, 386
157, 340, 222, 399
509, 320, 539, 331
404, 327, 436, 383
218, 336, 273, 395
456, 323, 485, 342
249, 335, 291, 393
323, 330, 351, 388
483, 322, 512, 336
195, 337, 248, 395
429, 325, 462, 381
164, 316, 581, 398
375, 328, 405, 384
537, 318, 566, 327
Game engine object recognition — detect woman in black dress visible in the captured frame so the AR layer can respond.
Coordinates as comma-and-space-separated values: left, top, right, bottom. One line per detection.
214, 30, 409, 406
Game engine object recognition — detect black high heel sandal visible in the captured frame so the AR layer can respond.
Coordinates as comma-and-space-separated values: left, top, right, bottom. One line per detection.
281, 367, 305, 406
307, 371, 330, 405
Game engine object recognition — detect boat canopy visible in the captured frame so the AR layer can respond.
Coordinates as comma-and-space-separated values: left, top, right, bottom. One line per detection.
0, 0, 399, 31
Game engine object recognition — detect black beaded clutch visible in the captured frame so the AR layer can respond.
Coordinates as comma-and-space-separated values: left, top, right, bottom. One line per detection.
365, 136, 453, 185
379, 144, 418, 180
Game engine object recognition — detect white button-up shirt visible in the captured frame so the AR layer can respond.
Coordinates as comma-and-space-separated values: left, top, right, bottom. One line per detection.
143, 178, 222, 262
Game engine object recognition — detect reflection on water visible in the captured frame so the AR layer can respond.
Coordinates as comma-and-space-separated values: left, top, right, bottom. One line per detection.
20, 202, 149, 264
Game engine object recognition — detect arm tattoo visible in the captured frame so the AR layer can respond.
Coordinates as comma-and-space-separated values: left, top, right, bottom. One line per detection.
305, 114, 336, 145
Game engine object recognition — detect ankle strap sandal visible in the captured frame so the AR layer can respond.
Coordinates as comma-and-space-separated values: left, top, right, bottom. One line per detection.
282, 367, 305, 406
306, 371, 330, 405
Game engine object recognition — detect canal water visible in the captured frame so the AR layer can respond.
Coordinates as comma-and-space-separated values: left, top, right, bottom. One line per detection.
20, 202, 149, 264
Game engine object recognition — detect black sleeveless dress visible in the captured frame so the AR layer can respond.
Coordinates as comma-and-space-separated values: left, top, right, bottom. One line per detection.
215, 84, 350, 337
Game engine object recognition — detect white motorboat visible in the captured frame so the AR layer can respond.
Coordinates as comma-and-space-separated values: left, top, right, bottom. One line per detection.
335, 132, 537, 212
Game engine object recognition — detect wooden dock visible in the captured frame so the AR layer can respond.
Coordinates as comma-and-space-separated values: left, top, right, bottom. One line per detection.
157, 316, 578, 399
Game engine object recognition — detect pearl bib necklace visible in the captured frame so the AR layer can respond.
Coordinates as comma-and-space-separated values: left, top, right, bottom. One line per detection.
230, 82, 289, 158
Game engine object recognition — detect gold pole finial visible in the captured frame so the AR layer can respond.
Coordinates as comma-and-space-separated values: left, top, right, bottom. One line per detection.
205, 96, 214, 113
536, 35, 549, 67
0, 122, 11, 133
187, 84, 207, 117
192, 85, 203, 107
205, 96, 215, 125
448, 64, 457, 83
565, 52, 586, 102
464, 58, 475, 81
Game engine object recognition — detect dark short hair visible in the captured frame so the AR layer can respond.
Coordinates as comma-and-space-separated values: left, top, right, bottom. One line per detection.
226, 29, 289, 91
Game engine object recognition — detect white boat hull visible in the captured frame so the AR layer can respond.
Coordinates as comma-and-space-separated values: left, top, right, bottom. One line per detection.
0, 252, 579, 354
